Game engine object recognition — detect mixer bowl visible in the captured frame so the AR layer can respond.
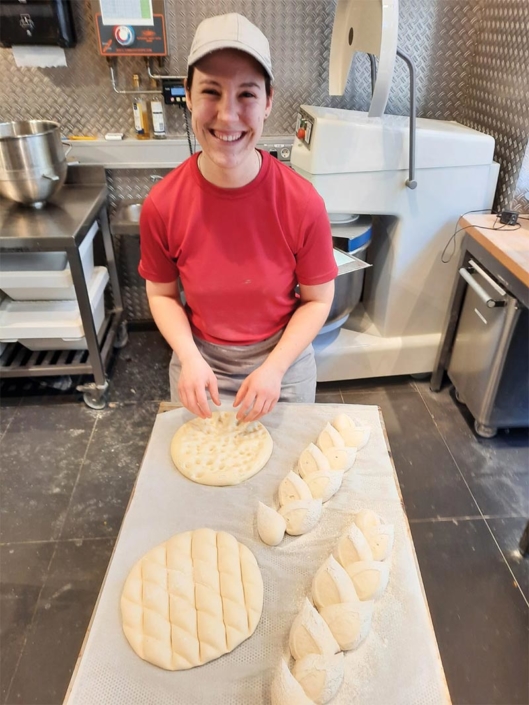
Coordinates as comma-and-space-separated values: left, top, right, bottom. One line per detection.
0, 120, 68, 208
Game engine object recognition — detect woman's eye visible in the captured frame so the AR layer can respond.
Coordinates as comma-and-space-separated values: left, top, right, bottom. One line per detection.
240, 92, 256, 99
202, 89, 219, 96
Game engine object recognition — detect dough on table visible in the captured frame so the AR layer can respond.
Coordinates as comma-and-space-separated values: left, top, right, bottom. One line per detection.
170, 411, 273, 486
121, 528, 264, 671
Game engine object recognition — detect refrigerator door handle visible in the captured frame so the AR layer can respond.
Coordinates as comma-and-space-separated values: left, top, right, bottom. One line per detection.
459, 267, 507, 308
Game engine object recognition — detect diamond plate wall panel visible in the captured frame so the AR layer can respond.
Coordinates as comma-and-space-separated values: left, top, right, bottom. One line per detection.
0, 0, 527, 212
459, 0, 529, 211
512, 144, 529, 214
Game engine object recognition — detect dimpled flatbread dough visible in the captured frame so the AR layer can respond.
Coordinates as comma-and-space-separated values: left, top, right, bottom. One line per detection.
121, 528, 264, 671
171, 411, 273, 486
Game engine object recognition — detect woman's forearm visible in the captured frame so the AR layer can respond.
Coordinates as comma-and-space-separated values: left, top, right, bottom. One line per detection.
147, 293, 202, 364
264, 298, 331, 375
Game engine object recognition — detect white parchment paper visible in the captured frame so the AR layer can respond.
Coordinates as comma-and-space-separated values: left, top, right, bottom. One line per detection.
66, 403, 451, 705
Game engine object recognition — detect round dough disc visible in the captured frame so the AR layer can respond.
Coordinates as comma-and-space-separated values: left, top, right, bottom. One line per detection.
121, 528, 264, 671
170, 411, 273, 486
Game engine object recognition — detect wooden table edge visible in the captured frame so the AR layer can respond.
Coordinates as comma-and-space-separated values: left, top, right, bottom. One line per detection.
461, 215, 529, 289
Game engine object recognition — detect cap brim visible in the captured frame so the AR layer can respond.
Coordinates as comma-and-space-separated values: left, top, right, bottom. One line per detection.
188, 40, 274, 81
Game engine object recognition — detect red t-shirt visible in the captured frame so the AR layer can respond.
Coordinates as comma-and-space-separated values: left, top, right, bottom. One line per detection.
138, 150, 337, 345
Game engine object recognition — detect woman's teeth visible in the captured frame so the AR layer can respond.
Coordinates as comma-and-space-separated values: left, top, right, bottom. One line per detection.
212, 131, 243, 142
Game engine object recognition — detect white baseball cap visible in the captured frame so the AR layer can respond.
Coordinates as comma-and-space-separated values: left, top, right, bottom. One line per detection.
187, 13, 274, 81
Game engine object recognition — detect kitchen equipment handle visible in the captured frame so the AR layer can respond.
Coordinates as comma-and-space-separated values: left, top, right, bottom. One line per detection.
468, 259, 507, 296
458, 267, 506, 308
62, 141, 72, 157
42, 171, 61, 181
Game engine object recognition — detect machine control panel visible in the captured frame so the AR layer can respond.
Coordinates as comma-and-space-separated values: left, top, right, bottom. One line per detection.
295, 110, 314, 148
92, 0, 167, 56
162, 79, 186, 105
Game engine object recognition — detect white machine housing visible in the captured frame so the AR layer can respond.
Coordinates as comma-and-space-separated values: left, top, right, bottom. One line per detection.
291, 106, 499, 381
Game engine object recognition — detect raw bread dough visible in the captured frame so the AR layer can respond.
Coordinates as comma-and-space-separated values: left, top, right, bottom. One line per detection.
170, 411, 273, 486
311, 555, 358, 609
332, 415, 370, 449
319, 600, 373, 651
121, 528, 263, 670
257, 502, 286, 546
305, 469, 343, 503
289, 597, 339, 660
278, 471, 312, 506
355, 509, 394, 560
336, 523, 374, 566
292, 652, 344, 705
298, 443, 331, 478
342, 560, 389, 601
323, 445, 356, 472
271, 660, 315, 705
316, 423, 345, 453
279, 498, 323, 536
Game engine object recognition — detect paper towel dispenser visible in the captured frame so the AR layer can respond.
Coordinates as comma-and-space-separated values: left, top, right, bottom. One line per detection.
0, 0, 77, 48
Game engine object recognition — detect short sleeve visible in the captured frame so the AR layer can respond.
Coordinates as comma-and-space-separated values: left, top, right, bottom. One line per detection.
138, 196, 179, 282
295, 189, 338, 286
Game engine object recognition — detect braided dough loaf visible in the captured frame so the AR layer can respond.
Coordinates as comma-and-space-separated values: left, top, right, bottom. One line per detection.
121, 528, 263, 670
171, 411, 273, 486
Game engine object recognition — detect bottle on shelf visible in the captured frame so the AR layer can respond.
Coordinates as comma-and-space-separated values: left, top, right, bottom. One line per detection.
149, 78, 166, 139
132, 74, 150, 140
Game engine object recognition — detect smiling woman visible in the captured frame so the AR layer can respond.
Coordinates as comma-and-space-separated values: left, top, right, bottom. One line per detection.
138, 13, 338, 421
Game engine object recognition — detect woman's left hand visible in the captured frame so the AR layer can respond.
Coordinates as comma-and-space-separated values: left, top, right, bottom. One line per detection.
233, 363, 283, 421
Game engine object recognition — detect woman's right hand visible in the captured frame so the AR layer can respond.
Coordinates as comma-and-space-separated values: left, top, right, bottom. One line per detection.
178, 354, 221, 418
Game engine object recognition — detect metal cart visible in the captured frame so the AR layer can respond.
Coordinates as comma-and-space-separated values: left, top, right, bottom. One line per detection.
0, 166, 127, 409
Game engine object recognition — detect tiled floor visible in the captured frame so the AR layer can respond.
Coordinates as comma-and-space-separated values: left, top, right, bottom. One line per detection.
1, 330, 528, 705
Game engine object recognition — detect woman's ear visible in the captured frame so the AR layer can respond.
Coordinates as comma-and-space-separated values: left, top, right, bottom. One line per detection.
184, 78, 192, 111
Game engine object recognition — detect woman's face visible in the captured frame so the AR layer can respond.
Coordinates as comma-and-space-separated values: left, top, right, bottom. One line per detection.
186, 49, 273, 174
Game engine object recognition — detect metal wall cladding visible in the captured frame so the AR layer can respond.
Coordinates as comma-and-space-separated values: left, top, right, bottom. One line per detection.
0, 0, 527, 206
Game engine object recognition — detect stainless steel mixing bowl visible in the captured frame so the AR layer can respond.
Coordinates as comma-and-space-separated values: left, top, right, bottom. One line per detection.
0, 120, 69, 208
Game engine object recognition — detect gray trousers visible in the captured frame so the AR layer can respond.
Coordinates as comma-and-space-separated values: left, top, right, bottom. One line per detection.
169, 329, 317, 404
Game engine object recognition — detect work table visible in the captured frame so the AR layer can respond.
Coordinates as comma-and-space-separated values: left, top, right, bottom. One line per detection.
460, 213, 529, 291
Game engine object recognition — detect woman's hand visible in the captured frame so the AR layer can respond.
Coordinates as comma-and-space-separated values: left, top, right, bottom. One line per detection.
178, 354, 221, 418
233, 362, 283, 421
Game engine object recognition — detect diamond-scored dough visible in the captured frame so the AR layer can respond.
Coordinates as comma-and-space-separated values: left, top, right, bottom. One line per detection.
121, 528, 264, 671
170, 411, 273, 486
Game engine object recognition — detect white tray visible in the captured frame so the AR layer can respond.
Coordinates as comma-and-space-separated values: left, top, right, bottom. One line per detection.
0, 220, 98, 300
0, 266, 108, 349
65, 403, 450, 705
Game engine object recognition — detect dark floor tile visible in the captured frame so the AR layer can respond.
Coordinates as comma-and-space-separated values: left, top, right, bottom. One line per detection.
342, 387, 480, 520
339, 374, 414, 394
411, 519, 529, 705
108, 329, 172, 403
0, 542, 55, 704
416, 382, 529, 517
0, 405, 96, 543
315, 381, 343, 404
0, 399, 20, 437
487, 517, 529, 600
5, 538, 114, 705
60, 401, 160, 540
416, 381, 529, 473
468, 472, 529, 518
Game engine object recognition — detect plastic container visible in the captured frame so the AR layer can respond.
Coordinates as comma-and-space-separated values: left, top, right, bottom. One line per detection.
0, 220, 98, 300
0, 266, 109, 350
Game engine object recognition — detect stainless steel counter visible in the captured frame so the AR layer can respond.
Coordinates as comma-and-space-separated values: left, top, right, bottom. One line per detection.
0, 184, 107, 250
